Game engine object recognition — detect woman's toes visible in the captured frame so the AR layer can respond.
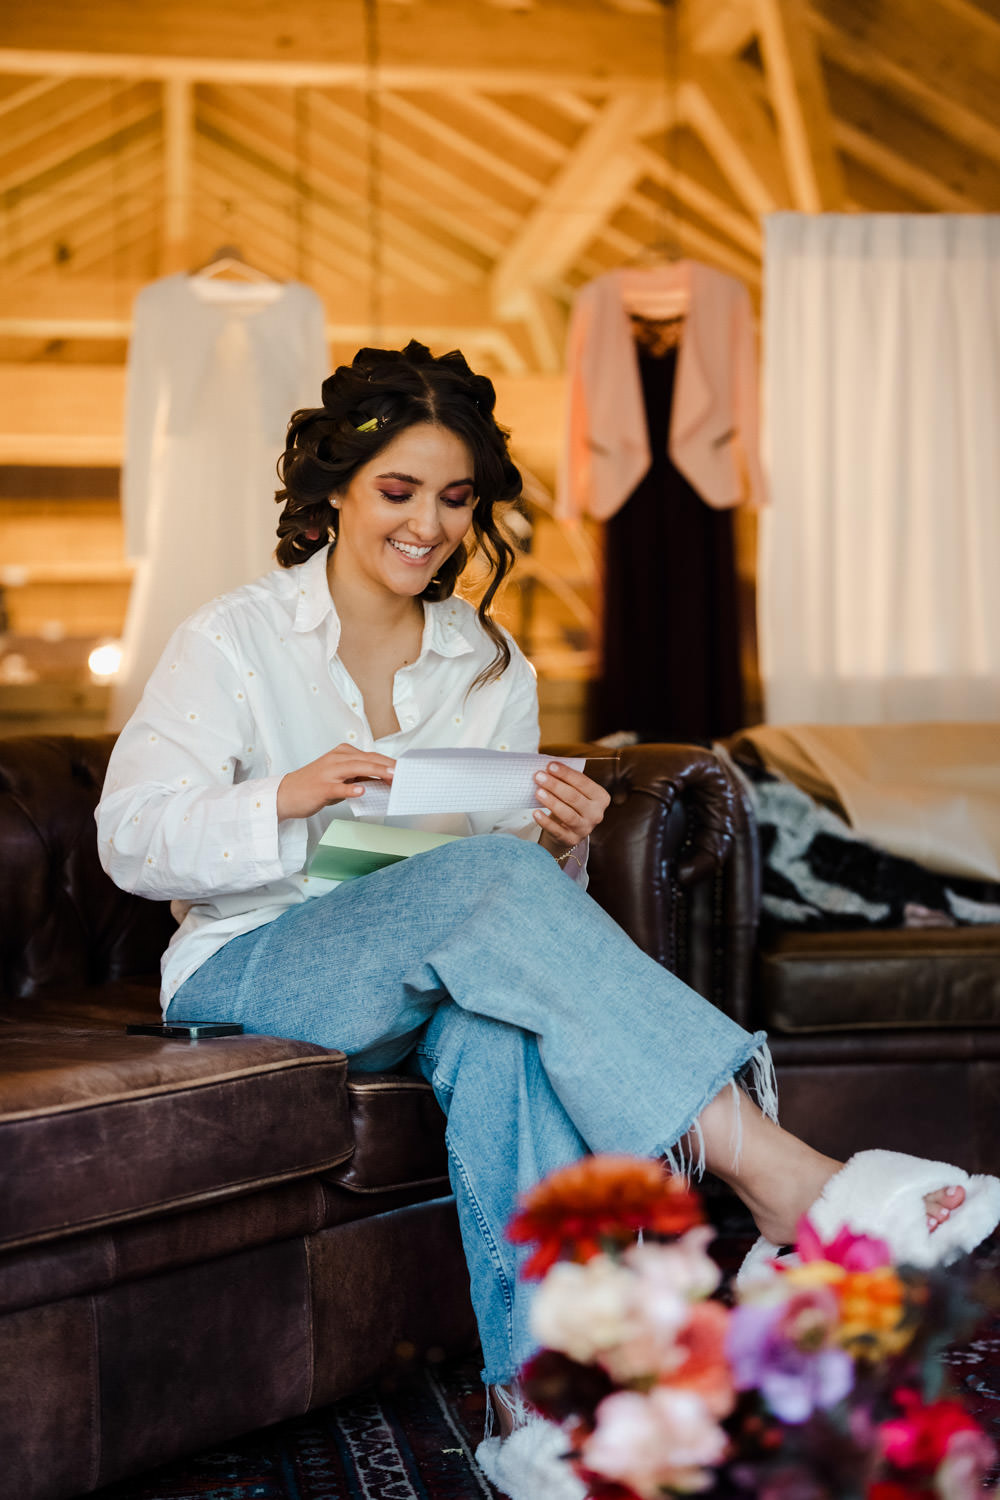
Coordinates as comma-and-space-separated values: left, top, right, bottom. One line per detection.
926, 1184, 966, 1230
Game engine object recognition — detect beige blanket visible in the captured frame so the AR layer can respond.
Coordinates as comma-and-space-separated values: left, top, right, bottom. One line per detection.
730, 723, 1000, 882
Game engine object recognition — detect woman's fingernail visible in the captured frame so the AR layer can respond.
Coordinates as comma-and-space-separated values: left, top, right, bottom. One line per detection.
536, 772, 548, 785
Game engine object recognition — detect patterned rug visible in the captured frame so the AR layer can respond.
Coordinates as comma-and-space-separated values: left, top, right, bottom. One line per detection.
94, 1355, 499, 1500
93, 1209, 1000, 1500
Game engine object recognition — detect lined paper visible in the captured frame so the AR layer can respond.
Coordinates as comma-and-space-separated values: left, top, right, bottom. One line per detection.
350, 748, 586, 818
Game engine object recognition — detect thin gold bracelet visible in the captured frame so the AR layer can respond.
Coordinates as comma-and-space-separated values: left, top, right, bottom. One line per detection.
554, 841, 585, 872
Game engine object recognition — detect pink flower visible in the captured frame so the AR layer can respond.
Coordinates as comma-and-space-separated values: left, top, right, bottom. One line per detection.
597, 1231, 723, 1384
581, 1387, 729, 1497
796, 1216, 893, 1271
935, 1427, 999, 1500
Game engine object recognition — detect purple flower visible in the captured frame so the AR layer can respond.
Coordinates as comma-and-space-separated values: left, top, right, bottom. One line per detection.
726, 1302, 854, 1425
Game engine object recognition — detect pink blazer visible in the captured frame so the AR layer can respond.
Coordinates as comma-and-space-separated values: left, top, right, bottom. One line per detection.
556, 261, 767, 521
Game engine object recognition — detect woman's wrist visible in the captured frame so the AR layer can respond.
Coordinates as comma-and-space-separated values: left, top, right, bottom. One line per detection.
540, 828, 585, 871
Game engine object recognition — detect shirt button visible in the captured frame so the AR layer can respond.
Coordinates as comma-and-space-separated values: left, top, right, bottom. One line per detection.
348, 731, 357, 741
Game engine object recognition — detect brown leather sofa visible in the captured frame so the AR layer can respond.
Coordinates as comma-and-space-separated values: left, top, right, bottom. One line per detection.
712, 739, 1000, 1177
4, 733, 997, 1500
0, 732, 746, 1500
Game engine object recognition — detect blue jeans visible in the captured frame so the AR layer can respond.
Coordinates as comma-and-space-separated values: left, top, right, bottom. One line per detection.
169, 835, 769, 1382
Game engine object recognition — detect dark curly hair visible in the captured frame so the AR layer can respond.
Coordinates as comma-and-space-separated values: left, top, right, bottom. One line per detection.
275, 340, 521, 686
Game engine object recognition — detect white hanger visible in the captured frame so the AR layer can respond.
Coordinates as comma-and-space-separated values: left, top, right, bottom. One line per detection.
188, 244, 283, 302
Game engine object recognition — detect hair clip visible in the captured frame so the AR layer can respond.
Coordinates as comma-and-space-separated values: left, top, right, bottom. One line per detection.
356, 416, 379, 433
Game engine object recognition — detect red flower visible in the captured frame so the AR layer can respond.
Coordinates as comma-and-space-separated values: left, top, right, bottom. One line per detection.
867, 1483, 933, 1500
879, 1391, 989, 1474
507, 1154, 703, 1278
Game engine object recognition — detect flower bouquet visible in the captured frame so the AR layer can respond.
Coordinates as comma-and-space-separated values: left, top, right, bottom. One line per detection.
508, 1155, 998, 1500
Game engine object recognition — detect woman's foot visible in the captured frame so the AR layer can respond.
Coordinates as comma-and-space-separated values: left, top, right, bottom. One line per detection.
489, 1382, 527, 1439
694, 1089, 967, 1247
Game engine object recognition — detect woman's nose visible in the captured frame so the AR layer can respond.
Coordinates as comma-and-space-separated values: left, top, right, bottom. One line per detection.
404, 496, 441, 540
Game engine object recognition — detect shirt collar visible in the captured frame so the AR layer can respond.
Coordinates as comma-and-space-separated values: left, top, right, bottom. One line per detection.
291, 544, 337, 637
291, 545, 474, 660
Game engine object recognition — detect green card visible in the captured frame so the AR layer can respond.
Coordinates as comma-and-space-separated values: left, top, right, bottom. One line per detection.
308, 818, 462, 882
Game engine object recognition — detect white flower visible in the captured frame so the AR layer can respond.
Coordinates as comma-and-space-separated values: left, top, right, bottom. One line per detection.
582, 1387, 729, 1497
530, 1255, 638, 1363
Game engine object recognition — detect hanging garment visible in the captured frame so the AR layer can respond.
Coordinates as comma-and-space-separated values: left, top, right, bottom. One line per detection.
110, 273, 328, 729
587, 319, 743, 741
557, 260, 767, 523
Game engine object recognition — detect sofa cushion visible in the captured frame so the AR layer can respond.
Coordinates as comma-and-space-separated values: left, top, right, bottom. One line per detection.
760, 926, 1000, 1033
327, 1073, 450, 1193
0, 1022, 353, 1251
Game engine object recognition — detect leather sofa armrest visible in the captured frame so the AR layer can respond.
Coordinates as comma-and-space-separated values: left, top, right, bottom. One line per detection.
543, 741, 759, 1028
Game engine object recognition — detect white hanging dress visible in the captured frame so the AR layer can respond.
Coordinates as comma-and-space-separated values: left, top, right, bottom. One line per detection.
110, 273, 328, 729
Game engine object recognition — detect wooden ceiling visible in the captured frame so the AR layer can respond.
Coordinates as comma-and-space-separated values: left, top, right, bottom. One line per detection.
1, 0, 999, 451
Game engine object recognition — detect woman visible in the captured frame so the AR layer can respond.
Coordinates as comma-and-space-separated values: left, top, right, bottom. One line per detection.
97, 342, 999, 1500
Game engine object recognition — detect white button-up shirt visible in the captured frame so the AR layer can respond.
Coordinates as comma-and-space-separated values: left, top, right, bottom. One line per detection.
97, 545, 547, 1010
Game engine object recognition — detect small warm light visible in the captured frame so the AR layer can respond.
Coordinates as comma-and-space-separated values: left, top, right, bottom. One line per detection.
88, 641, 123, 680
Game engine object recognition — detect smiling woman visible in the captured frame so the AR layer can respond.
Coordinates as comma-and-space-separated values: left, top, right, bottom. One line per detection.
96, 339, 1000, 1500
275, 341, 520, 691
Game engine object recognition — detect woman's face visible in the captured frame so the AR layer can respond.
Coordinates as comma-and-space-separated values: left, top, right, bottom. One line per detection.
331, 422, 477, 600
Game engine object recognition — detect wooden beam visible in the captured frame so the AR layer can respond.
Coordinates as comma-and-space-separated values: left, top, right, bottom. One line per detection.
0, 364, 126, 465
517, 289, 568, 375
0, 77, 64, 121
680, 0, 758, 54
0, 362, 567, 471
809, 0, 1000, 167
196, 101, 485, 290
268, 88, 516, 257
682, 56, 792, 214
545, 91, 762, 257
601, 204, 761, 290
0, 2, 671, 91
163, 77, 193, 262
0, 81, 160, 196
492, 94, 655, 314
754, 0, 845, 210
377, 92, 544, 201
826, 62, 1000, 210
0, 276, 524, 358
630, 135, 763, 257
1, 139, 163, 277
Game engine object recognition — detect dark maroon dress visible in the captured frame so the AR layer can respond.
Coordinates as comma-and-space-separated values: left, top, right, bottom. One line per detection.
587, 320, 744, 742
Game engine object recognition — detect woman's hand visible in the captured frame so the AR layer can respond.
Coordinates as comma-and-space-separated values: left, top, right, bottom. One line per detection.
533, 761, 610, 856
277, 745, 396, 822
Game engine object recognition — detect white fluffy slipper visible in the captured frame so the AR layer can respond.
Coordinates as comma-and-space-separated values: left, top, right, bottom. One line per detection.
738, 1149, 1000, 1289
476, 1416, 587, 1500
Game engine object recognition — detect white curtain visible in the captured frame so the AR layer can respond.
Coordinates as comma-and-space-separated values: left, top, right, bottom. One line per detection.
760, 213, 1000, 724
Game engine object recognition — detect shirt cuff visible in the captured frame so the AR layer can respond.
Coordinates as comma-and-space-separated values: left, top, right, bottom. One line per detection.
241, 777, 309, 879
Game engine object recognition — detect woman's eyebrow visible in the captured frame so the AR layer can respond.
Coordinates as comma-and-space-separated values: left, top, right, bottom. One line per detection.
376, 471, 474, 487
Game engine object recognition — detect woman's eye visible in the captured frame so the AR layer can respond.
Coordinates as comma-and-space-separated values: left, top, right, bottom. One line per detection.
380, 490, 412, 503
443, 492, 474, 509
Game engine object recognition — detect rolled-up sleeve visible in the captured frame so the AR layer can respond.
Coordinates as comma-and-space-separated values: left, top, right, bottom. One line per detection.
97, 622, 307, 900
